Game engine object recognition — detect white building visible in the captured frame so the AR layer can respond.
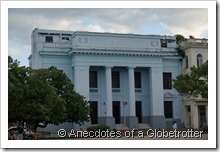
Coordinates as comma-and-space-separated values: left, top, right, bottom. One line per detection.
180, 38, 208, 129
29, 28, 183, 131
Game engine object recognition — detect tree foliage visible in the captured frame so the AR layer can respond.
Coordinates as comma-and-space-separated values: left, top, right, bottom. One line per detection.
8, 56, 90, 130
173, 61, 208, 99
175, 34, 186, 58
175, 34, 186, 45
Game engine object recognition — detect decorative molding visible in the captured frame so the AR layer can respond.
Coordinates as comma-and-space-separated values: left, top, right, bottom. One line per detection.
151, 41, 159, 47
68, 49, 178, 58
78, 37, 88, 43
164, 92, 177, 98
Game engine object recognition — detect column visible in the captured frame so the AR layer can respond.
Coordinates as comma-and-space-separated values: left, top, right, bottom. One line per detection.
205, 104, 208, 124
73, 65, 90, 130
127, 67, 138, 129
105, 66, 113, 117
194, 104, 199, 129
73, 65, 90, 100
128, 67, 136, 116
101, 66, 115, 129
149, 67, 166, 129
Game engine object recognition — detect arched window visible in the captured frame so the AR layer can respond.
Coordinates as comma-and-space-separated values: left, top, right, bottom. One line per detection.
197, 54, 203, 67
185, 55, 189, 69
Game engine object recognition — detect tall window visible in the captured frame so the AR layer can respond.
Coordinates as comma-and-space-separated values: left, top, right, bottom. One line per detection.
163, 72, 172, 89
89, 71, 98, 88
197, 54, 203, 67
135, 72, 141, 88
112, 71, 120, 88
45, 36, 53, 43
164, 101, 173, 118
185, 55, 189, 69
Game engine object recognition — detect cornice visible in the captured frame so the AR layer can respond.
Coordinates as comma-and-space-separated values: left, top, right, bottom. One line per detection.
39, 49, 180, 58
180, 43, 208, 50
69, 50, 179, 57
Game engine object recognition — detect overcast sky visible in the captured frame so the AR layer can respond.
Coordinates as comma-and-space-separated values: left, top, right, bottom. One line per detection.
8, 8, 208, 66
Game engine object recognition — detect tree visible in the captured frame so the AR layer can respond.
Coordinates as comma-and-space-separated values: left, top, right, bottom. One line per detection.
8, 56, 90, 131
175, 34, 186, 45
173, 61, 208, 99
175, 34, 186, 58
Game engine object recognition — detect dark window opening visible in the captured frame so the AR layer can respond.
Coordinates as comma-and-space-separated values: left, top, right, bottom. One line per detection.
163, 72, 172, 89
62, 37, 70, 40
45, 36, 53, 43
185, 55, 189, 69
164, 101, 173, 118
161, 39, 167, 47
135, 72, 141, 88
112, 71, 120, 88
197, 54, 203, 67
89, 71, 98, 88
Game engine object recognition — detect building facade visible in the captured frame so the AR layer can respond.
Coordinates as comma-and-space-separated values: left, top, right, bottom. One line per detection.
29, 28, 183, 131
180, 38, 208, 129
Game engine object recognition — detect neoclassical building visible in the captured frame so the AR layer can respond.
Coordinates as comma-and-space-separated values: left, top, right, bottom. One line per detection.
29, 28, 183, 131
180, 38, 208, 129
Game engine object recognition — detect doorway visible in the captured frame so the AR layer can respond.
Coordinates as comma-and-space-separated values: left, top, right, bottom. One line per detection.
113, 101, 121, 124
90, 101, 98, 124
198, 105, 206, 127
136, 101, 142, 123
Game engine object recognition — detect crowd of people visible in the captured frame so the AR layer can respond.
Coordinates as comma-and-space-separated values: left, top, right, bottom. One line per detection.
8, 122, 34, 140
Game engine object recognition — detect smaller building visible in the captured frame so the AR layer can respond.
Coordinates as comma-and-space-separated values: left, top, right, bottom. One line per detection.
180, 38, 208, 129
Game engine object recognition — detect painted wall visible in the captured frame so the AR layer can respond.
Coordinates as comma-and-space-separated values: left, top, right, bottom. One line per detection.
30, 29, 183, 131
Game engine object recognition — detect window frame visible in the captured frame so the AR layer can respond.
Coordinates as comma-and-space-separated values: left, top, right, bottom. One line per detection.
89, 71, 98, 89
135, 71, 142, 89
197, 54, 203, 67
112, 71, 120, 89
163, 72, 172, 90
45, 36, 53, 43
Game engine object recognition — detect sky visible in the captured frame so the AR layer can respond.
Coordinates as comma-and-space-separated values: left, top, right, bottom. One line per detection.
8, 8, 208, 67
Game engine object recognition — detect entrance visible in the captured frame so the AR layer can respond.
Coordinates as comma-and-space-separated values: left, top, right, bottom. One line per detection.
113, 101, 121, 124
136, 101, 142, 123
90, 101, 98, 124
198, 105, 206, 127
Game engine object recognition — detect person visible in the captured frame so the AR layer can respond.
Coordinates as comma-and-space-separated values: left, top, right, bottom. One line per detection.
8, 130, 16, 140
16, 123, 24, 140
172, 121, 177, 131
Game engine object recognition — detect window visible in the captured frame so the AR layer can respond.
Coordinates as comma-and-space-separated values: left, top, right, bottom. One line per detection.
197, 54, 203, 67
89, 71, 98, 88
135, 72, 141, 88
45, 36, 53, 43
163, 73, 172, 89
164, 101, 173, 118
62, 37, 70, 40
161, 39, 167, 47
112, 71, 120, 88
185, 55, 189, 69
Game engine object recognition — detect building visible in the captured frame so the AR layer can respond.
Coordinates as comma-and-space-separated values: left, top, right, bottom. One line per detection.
29, 28, 183, 131
180, 38, 208, 129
